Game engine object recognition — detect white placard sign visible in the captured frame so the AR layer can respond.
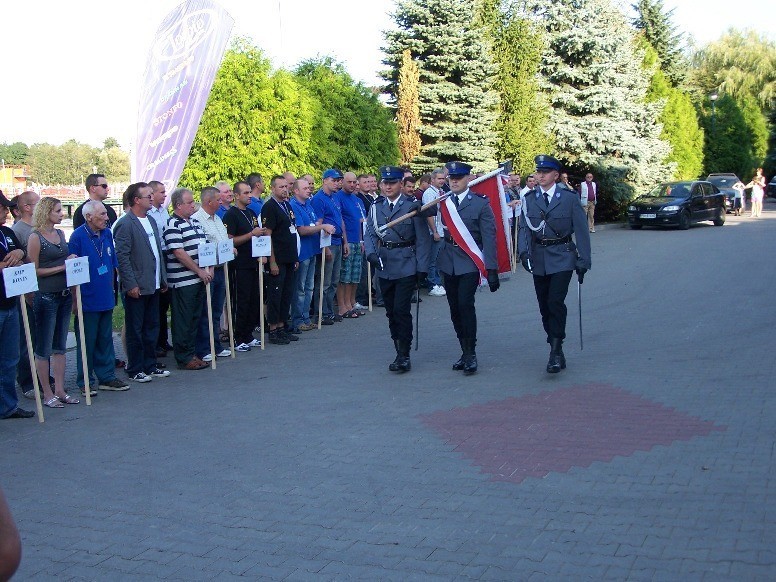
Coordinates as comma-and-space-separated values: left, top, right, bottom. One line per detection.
252, 235, 272, 257
320, 230, 332, 249
65, 257, 90, 287
198, 242, 217, 267
2, 262, 38, 297
217, 239, 234, 264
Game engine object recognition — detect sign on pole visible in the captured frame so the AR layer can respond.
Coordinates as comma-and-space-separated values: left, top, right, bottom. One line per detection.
317, 233, 332, 329
218, 239, 235, 357
198, 243, 217, 368
66, 257, 93, 406
3, 263, 44, 422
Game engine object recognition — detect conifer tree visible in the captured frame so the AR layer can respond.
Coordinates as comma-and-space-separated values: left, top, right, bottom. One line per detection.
632, 0, 687, 86
524, 0, 672, 212
382, 0, 499, 172
397, 50, 422, 166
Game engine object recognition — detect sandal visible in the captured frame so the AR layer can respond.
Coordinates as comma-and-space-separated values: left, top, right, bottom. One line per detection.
44, 397, 64, 409
59, 393, 80, 405
343, 310, 359, 319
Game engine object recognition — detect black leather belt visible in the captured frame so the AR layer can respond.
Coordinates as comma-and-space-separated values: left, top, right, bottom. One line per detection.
445, 234, 481, 247
536, 235, 572, 246
382, 240, 415, 249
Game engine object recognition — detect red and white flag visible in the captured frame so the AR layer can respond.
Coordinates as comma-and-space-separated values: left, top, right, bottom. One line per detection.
469, 169, 512, 275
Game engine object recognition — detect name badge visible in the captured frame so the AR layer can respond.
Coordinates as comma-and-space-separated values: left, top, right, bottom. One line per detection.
289, 225, 297, 234
97, 264, 109, 276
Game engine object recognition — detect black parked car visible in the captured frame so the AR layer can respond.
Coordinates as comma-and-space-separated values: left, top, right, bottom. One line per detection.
706, 173, 744, 213
627, 181, 726, 230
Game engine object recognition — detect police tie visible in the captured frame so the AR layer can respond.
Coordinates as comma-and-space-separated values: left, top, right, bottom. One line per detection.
543, 192, 550, 207
389, 202, 394, 212
453, 195, 460, 208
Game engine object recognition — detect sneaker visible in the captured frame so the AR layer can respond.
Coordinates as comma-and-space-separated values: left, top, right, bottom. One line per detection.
201, 353, 213, 362
98, 379, 130, 391
81, 388, 98, 397
23, 389, 37, 400
353, 302, 366, 310
150, 368, 170, 377
130, 372, 152, 383
268, 330, 290, 345
248, 338, 262, 348
333, 314, 343, 322
216, 349, 231, 358
429, 285, 447, 297
281, 330, 299, 342
298, 323, 316, 331
320, 316, 335, 326
236, 343, 252, 352
286, 327, 301, 335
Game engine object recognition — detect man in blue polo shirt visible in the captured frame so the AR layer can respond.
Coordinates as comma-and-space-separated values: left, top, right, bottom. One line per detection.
336, 171, 366, 318
289, 179, 334, 332
311, 168, 348, 324
68, 200, 130, 392
246, 173, 265, 216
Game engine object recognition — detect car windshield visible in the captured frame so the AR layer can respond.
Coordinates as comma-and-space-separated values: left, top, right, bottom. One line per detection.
647, 182, 692, 198
707, 176, 740, 188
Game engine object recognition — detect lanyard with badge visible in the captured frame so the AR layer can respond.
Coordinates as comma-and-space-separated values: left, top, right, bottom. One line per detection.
295, 201, 316, 228
274, 198, 297, 234
238, 207, 257, 230
90, 231, 110, 276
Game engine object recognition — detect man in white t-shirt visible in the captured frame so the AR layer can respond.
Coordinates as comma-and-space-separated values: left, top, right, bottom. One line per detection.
422, 168, 447, 297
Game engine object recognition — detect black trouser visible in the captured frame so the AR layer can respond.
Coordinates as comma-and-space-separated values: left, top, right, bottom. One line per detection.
532, 270, 573, 342
170, 283, 205, 366
380, 275, 416, 343
234, 268, 260, 345
157, 287, 172, 348
124, 291, 160, 376
266, 263, 295, 326
442, 271, 480, 341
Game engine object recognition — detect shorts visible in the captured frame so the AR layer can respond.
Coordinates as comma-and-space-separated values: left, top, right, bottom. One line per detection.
339, 243, 363, 284
33, 290, 72, 359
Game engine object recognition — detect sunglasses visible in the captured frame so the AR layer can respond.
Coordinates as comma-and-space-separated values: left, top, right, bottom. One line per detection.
96, 184, 109, 189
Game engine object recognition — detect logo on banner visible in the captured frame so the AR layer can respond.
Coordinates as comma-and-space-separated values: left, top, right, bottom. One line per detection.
153, 9, 217, 61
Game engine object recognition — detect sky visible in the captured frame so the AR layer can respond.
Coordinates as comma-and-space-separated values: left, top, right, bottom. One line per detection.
1, 0, 772, 152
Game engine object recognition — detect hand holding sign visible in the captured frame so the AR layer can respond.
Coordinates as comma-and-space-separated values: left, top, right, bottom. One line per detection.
198, 242, 217, 267
65, 257, 90, 287
2, 263, 38, 297
320, 230, 332, 249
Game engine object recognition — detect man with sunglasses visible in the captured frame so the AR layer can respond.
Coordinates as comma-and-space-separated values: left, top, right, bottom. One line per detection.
73, 174, 118, 230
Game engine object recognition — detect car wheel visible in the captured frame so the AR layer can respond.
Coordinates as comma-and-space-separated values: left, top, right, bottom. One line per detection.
679, 211, 691, 230
713, 208, 725, 226
629, 224, 642, 230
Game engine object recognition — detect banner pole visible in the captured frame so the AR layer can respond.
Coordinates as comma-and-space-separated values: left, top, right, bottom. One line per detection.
512, 216, 519, 273
259, 263, 265, 350
205, 280, 216, 369
367, 263, 372, 312
20, 296, 44, 423
317, 252, 325, 329
223, 265, 236, 358
75, 286, 92, 406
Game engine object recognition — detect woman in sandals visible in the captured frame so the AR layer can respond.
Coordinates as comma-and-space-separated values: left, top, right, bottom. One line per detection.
26, 197, 78, 408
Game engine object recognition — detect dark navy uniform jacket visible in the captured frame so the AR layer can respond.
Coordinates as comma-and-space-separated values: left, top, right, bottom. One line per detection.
437, 189, 498, 276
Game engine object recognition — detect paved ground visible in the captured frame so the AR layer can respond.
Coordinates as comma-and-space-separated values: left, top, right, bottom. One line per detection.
2, 203, 774, 580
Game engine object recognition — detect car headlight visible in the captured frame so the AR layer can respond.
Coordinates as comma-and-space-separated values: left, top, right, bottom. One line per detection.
662, 205, 680, 212
628, 205, 636, 211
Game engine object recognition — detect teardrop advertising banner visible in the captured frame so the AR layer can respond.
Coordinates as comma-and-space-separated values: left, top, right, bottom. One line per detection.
132, 0, 234, 192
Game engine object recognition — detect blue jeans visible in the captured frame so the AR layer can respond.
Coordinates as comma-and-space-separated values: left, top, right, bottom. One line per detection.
196, 267, 226, 358
291, 257, 316, 327
0, 306, 21, 418
428, 238, 444, 287
74, 310, 117, 388
33, 291, 72, 360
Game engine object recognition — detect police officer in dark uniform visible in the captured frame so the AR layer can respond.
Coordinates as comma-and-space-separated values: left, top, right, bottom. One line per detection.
518, 155, 591, 373
437, 161, 500, 375
364, 166, 432, 372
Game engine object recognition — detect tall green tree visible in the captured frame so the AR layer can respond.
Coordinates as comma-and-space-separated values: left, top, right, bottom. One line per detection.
477, 0, 552, 174
382, 0, 499, 172
524, 0, 672, 215
181, 39, 315, 192
397, 49, 422, 166
632, 0, 687, 86
701, 94, 755, 177
0, 142, 29, 166
295, 57, 399, 174
642, 42, 704, 179
27, 140, 98, 185
97, 146, 130, 182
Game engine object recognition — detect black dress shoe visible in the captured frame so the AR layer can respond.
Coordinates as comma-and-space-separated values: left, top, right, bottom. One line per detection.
4, 408, 35, 419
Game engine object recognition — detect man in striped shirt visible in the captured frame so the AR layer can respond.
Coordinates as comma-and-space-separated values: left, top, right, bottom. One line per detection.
163, 188, 213, 370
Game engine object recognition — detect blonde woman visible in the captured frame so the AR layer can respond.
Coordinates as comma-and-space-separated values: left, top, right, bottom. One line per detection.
746, 168, 766, 218
26, 197, 78, 408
